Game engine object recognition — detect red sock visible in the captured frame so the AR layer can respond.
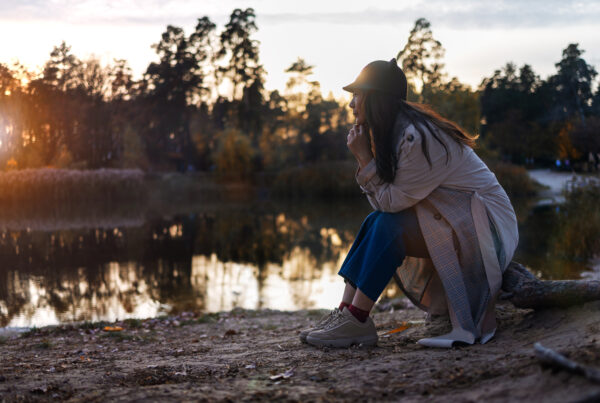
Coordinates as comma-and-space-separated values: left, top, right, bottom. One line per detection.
348, 304, 370, 323
339, 301, 350, 311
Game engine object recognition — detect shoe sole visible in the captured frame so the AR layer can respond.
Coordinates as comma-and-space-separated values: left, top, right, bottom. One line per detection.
306, 334, 378, 348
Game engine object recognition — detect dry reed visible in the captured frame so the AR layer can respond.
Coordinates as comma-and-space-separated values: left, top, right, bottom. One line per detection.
0, 168, 146, 204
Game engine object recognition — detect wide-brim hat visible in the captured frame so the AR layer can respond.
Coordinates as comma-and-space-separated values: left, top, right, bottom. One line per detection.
343, 59, 408, 101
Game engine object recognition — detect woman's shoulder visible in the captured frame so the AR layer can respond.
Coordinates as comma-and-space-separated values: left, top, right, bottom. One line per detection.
392, 116, 438, 152
393, 115, 466, 158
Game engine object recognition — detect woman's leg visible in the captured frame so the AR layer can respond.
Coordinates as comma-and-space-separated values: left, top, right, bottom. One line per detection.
341, 282, 356, 307
307, 208, 427, 347
338, 208, 426, 308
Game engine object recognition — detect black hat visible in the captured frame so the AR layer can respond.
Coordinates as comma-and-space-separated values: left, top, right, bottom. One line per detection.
343, 59, 408, 101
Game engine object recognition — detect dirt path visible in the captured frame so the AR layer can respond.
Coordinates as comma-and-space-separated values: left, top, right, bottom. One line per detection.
1, 302, 600, 402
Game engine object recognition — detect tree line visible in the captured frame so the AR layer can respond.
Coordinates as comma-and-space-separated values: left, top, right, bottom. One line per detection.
0, 11, 598, 175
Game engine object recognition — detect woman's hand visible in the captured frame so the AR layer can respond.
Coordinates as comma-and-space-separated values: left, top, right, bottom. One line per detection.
347, 124, 373, 168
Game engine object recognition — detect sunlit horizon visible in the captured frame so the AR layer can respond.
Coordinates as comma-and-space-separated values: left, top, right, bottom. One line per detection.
1, 0, 599, 98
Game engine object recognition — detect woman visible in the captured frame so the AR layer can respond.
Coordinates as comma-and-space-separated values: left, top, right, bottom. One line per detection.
301, 59, 518, 348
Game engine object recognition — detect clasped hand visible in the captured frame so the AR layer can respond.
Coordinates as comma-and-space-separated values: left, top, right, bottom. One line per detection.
347, 124, 373, 168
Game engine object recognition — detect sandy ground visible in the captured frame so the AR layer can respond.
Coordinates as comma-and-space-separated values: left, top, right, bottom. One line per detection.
1, 301, 600, 402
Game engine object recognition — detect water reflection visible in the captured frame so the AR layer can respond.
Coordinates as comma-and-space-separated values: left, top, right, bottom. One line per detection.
0, 197, 594, 328
0, 200, 372, 327
513, 203, 590, 279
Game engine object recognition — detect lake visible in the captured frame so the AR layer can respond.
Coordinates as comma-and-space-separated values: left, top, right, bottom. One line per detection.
0, 175, 596, 328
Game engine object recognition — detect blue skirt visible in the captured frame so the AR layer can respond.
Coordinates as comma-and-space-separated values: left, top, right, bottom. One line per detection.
338, 209, 428, 301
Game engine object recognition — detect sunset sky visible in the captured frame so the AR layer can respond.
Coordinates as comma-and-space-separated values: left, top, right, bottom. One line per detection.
1, 0, 599, 98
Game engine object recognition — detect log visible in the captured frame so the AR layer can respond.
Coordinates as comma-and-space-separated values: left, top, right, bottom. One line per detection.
501, 261, 600, 309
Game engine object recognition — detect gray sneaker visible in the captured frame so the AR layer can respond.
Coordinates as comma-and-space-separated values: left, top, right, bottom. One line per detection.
306, 307, 378, 348
299, 308, 340, 343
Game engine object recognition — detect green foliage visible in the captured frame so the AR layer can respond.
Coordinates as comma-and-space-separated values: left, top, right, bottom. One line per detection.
143, 18, 216, 167
569, 117, 600, 157
423, 78, 480, 135
487, 161, 540, 198
397, 18, 481, 136
397, 18, 445, 95
552, 44, 598, 121
480, 44, 599, 165
553, 183, 600, 259
213, 128, 256, 182
217, 8, 262, 99
1, 14, 598, 179
120, 126, 150, 170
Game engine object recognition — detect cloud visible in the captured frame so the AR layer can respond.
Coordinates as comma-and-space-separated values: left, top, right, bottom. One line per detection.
0, 0, 229, 25
1, 0, 598, 29
257, 1, 600, 29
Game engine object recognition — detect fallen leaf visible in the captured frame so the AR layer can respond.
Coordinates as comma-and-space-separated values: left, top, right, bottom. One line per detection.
383, 322, 412, 335
103, 326, 123, 332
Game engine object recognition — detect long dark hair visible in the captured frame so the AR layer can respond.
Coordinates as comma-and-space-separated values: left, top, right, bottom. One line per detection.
363, 91, 478, 183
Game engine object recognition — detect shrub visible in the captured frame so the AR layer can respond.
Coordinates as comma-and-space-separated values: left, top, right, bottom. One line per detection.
213, 128, 256, 182
488, 161, 540, 198
553, 183, 600, 259
270, 160, 360, 198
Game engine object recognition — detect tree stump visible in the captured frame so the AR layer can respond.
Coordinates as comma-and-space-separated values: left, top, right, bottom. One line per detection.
501, 261, 600, 309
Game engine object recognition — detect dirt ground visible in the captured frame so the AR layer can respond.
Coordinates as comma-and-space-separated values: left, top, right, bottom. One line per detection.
1, 300, 600, 402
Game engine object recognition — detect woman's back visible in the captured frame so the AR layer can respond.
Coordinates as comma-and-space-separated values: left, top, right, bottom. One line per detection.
399, 121, 518, 267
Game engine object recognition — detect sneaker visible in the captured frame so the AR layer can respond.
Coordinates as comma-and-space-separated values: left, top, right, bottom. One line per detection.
306, 307, 378, 348
299, 308, 340, 343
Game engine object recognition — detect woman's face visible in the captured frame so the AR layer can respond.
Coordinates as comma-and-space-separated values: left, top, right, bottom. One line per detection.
349, 91, 366, 125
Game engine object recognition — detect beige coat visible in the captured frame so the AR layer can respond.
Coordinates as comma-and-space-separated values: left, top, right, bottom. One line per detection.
356, 119, 519, 346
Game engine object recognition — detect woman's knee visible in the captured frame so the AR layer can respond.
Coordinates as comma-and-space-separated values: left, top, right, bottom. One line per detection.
363, 211, 383, 226
371, 211, 408, 233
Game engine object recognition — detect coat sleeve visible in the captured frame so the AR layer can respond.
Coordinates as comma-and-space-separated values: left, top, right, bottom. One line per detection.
355, 124, 458, 212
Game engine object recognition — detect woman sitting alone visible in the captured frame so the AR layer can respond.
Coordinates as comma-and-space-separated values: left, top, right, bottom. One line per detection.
301, 59, 518, 348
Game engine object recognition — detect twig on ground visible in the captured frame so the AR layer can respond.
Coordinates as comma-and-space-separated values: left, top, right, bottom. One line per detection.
534, 342, 600, 383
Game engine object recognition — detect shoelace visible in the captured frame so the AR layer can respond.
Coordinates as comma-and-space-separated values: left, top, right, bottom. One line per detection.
322, 309, 346, 330
315, 307, 340, 327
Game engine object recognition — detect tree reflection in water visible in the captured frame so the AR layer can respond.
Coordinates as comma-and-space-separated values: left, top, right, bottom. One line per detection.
0, 198, 593, 328
0, 200, 377, 327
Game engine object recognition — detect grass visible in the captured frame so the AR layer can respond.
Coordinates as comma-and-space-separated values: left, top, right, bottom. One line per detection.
553, 182, 600, 259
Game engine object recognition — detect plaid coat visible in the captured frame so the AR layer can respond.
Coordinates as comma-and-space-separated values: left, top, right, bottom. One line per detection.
356, 119, 518, 345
